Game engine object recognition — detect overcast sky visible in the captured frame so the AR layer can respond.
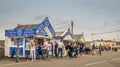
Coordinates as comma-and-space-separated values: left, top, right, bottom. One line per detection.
0, 0, 120, 41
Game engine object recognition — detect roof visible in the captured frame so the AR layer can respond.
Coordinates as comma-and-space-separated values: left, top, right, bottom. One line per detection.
56, 31, 64, 36
73, 34, 81, 41
55, 30, 73, 39
73, 33, 85, 42
93, 40, 113, 42
14, 24, 39, 29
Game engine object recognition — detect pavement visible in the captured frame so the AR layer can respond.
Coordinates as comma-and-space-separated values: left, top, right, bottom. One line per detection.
0, 51, 120, 67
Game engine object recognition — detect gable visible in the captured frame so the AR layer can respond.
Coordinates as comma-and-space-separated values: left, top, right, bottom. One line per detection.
36, 17, 56, 37
56, 32, 64, 36
73, 33, 85, 42
44, 27, 53, 38
63, 34, 73, 40
37, 30, 47, 36
62, 30, 73, 39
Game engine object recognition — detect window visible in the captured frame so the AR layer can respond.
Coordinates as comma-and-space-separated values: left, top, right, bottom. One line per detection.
11, 38, 23, 45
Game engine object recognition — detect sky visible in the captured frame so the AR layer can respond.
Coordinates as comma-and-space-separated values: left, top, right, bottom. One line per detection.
0, 0, 120, 41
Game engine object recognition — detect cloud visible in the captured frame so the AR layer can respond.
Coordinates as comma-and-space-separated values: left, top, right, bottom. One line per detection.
34, 15, 46, 20
102, 22, 109, 27
117, 20, 120, 25
101, 20, 120, 28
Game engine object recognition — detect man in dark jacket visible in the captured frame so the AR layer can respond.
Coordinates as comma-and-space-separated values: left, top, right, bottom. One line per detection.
99, 44, 102, 56
54, 41, 58, 57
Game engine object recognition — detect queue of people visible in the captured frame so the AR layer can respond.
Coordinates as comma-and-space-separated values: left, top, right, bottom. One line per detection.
24, 37, 109, 62
24, 38, 88, 62
25, 38, 62, 62
11, 38, 104, 62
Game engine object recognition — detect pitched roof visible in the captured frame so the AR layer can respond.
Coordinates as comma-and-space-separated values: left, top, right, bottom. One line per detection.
73, 34, 85, 42
73, 34, 81, 41
56, 31, 64, 36
14, 24, 39, 29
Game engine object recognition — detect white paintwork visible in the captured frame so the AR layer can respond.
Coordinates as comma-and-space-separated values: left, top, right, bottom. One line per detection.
44, 27, 53, 38
5, 36, 25, 57
5, 37, 10, 56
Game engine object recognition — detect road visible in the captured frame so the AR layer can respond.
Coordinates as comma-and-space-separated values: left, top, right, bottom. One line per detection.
0, 51, 120, 67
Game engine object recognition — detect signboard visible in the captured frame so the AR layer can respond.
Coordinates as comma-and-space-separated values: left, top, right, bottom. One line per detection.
36, 17, 56, 36
5, 29, 18, 36
22, 29, 36, 36
5, 29, 36, 37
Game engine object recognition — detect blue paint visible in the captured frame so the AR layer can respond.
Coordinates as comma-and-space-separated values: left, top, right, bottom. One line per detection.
14, 38, 23, 46
35, 17, 56, 37
6, 17, 56, 57
10, 47, 23, 56
36, 49, 39, 58
5, 29, 18, 36
5, 17, 56, 37
38, 30, 47, 36
22, 29, 36, 36
5, 29, 36, 37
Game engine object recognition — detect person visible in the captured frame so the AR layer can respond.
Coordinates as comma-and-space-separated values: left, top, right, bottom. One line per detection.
68, 43, 74, 59
85, 45, 90, 54
38, 43, 42, 59
54, 41, 58, 57
79, 42, 84, 56
30, 39, 36, 62
65, 43, 69, 56
51, 42, 54, 57
10, 47, 16, 60
73, 43, 78, 57
25, 39, 30, 61
108, 45, 111, 51
92, 43, 95, 50
99, 44, 102, 56
58, 40, 64, 58
46, 42, 52, 61
42, 38, 48, 59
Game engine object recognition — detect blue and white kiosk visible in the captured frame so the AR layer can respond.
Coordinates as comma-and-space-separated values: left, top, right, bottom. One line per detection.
5, 17, 56, 57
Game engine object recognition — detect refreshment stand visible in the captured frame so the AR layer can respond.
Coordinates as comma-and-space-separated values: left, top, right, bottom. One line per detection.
5, 17, 56, 57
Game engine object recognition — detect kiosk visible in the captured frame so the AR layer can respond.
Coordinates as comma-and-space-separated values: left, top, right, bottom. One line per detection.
54, 29, 75, 56
5, 17, 56, 57
55, 29, 75, 45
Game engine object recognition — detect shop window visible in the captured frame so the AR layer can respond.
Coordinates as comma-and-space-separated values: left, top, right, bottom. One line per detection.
11, 38, 14, 45
11, 38, 23, 45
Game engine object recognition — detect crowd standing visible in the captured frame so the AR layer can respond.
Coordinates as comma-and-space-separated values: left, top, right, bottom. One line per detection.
9, 38, 112, 62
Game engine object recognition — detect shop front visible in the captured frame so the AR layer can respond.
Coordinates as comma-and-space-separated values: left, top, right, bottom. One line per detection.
5, 17, 56, 57
55, 30, 75, 56
55, 29, 75, 45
